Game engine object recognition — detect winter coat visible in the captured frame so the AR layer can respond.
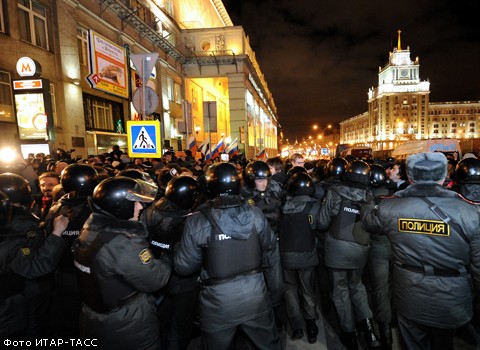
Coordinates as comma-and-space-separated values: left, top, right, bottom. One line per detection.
0, 209, 66, 337
317, 182, 373, 269
140, 197, 198, 294
174, 195, 283, 332
74, 212, 171, 350
369, 186, 392, 261
452, 183, 480, 202
362, 183, 480, 328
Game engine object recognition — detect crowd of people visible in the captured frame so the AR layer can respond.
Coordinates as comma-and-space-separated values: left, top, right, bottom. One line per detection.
1, 146, 480, 350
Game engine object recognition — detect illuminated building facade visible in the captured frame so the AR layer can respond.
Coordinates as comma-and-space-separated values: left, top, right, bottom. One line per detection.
340, 30, 480, 156
0, 0, 278, 159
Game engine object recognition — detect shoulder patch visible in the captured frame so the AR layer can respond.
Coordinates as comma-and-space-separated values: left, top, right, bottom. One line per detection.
138, 248, 152, 264
397, 218, 450, 237
248, 198, 255, 205
22, 247, 31, 256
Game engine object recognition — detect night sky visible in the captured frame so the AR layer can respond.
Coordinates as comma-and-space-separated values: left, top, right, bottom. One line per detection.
222, 0, 480, 141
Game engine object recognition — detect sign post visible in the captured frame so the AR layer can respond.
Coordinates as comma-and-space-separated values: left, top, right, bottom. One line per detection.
131, 53, 159, 119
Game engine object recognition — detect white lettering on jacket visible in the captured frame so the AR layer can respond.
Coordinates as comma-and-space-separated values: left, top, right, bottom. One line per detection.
343, 207, 360, 214
216, 234, 231, 241
150, 240, 170, 250
74, 260, 90, 274
62, 230, 80, 237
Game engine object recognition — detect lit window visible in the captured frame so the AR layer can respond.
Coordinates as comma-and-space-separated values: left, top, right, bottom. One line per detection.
166, 77, 181, 104
0, 70, 14, 123
18, 0, 49, 50
76, 27, 89, 66
83, 94, 124, 132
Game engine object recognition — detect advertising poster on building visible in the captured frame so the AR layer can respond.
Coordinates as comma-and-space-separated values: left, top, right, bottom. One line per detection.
14, 93, 48, 140
87, 30, 128, 98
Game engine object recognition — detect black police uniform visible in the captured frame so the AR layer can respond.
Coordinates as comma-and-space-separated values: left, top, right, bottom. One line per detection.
73, 212, 171, 350
44, 194, 92, 337
317, 181, 377, 347
363, 183, 480, 349
141, 196, 199, 350
174, 195, 283, 350
0, 208, 66, 339
279, 194, 320, 339
241, 179, 284, 235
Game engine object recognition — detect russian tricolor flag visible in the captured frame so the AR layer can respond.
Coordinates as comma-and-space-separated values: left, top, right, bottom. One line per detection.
226, 138, 239, 158
256, 148, 267, 159
187, 135, 196, 154
211, 138, 225, 159
199, 139, 210, 157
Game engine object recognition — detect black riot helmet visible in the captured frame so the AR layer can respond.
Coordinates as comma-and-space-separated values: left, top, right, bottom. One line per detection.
165, 176, 200, 210
117, 168, 152, 181
61, 163, 99, 197
0, 190, 11, 227
244, 161, 271, 189
286, 166, 307, 180
91, 176, 156, 220
0, 172, 32, 207
286, 172, 315, 197
455, 158, 480, 184
205, 162, 241, 199
325, 157, 348, 178
370, 164, 387, 188
343, 160, 371, 185
117, 168, 157, 190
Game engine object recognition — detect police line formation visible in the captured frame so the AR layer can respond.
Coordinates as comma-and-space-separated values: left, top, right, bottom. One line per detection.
2, 149, 480, 350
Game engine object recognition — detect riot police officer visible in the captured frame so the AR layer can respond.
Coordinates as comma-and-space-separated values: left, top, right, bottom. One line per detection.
0, 174, 68, 339
73, 176, 171, 350
452, 157, 480, 202
319, 157, 348, 194
279, 172, 320, 343
174, 163, 283, 349
241, 161, 284, 236
140, 175, 200, 350
317, 161, 380, 349
44, 163, 98, 337
365, 164, 394, 349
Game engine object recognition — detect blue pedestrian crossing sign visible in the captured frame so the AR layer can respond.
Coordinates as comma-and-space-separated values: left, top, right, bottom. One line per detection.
127, 120, 162, 158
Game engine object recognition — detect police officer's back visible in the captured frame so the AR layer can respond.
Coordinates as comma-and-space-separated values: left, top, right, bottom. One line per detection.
365, 164, 394, 349
279, 172, 320, 343
174, 162, 283, 349
362, 152, 480, 350
317, 161, 380, 349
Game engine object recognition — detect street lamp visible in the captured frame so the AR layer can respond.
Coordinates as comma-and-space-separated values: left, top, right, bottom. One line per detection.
313, 124, 332, 147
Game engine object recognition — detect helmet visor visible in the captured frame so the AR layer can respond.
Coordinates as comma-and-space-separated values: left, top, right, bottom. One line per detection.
125, 179, 158, 203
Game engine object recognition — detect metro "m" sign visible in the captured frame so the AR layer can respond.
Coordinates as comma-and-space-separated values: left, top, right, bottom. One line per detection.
16, 57, 42, 77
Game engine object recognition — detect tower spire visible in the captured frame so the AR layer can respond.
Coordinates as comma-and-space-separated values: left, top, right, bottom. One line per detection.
397, 29, 402, 51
